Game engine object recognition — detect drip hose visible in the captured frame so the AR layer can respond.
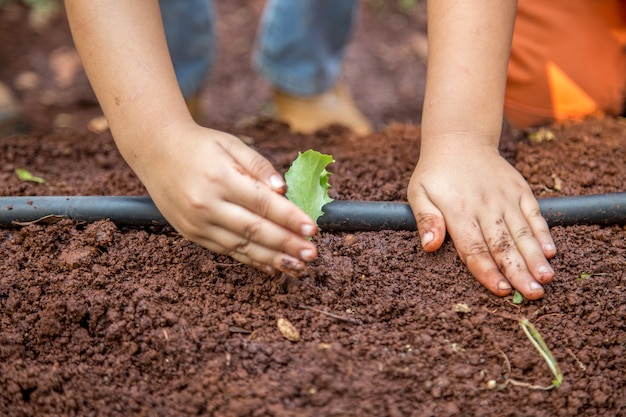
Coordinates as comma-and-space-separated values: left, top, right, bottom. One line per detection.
0, 193, 625, 231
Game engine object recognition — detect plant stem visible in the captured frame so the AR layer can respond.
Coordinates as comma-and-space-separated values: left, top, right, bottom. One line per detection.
519, 318, 563, 388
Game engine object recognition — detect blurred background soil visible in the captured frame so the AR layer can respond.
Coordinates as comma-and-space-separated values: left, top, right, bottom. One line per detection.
0, 0, 428, 134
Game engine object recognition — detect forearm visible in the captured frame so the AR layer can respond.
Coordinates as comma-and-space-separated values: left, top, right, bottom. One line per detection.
65, 0, 192, 177
422, 0, 517, 151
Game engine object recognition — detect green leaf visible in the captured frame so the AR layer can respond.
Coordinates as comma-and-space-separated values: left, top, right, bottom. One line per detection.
15, 168, 46, 184
512, 290, 524, 305
285, 150, 334, 224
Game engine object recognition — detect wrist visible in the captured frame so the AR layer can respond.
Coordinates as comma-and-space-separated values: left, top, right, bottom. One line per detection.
112, 114, 197, 180
420, 129, 501, 156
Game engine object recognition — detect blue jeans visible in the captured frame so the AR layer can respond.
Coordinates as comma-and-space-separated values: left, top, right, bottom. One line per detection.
158, 0, 357, 99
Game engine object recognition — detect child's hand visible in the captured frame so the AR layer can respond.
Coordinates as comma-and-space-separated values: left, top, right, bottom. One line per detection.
408, 134, 557, 300
136, 123, 318, 275
65, 1, 318, 275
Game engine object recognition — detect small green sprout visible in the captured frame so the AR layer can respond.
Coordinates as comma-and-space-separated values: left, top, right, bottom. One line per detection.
519, 318, 563, 388
15, 168, 46, 184
577, 272, 591, 282
285, 150, 334, 225
397, 0, 418, 13
512, 290, 524, 305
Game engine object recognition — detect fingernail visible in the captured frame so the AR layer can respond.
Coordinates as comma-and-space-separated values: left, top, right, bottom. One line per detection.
301, 224, 316, 237
300, 248, 316, 261
269, 174, 285, 190
537, 264, 553, 276
529, 281, 543, 292
421, 231, 434, 246
497, 281, 512, 291
543, 243, 556, 253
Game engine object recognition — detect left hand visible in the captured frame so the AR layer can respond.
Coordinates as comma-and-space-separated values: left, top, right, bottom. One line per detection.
408, 134, 556, 300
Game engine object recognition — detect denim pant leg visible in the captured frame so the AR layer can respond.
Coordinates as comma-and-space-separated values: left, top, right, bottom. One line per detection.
159, 0, 216, 99
254, 0, 358, 96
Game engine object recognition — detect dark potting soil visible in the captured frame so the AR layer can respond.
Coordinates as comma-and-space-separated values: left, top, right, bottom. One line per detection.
1, 117, 625, 417
1, 1, 626, 416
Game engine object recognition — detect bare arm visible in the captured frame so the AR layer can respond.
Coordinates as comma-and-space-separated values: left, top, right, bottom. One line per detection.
65, 0, 190, 165
65, 0, 319, 274
409, 0, 556, 299
421, 1, 513, 142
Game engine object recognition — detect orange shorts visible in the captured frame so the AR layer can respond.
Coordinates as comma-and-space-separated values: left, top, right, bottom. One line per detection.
505, 0, 626, 128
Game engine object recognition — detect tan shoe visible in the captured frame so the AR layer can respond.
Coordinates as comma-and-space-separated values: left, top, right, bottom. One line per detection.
273, 84, 372, 136
0, 82, 27, 136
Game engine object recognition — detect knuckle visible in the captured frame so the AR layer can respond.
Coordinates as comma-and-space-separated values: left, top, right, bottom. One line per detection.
242, 221, 263, 242
415, 212, 440, 232
276, 235, 297, 256
184, 189, 209, 212
232, 238, 253, 257
526, 206, 543, 219
281, 239, 294, 255
511, 225, 534, 243
485, 225, 512, 256
253, 192, 272, 218
459, 241, 490, 264
223, 239, 250, 262
490, 236, 511, 256
247, 153, 271, 177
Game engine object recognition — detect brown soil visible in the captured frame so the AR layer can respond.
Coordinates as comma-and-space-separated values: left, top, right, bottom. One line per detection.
1, 2, 625, 416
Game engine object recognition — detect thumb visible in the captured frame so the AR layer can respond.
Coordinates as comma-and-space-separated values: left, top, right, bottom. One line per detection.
409, 188, 447, 252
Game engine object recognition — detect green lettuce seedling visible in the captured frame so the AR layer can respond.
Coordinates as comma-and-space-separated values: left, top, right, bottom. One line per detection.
15, 168, 46, 184
285, 150, 334, 224
512, 290, 524, 304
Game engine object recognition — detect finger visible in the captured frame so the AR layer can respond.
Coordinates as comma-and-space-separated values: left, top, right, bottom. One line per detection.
506, 197, 555, 285
450, 218, 514, 297
221, 166, 318, 239
187, 222, 311, 276
199, 239, 277, 274
408, 186, 447, 252
194, 199, 318, 263
520, 194, 557, 259
222, 133, 288, 194
482, 216, 545, 300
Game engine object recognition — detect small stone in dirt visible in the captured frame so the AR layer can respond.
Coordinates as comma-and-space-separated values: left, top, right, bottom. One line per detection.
551, 174, 563, 191
53, 113, 73, 129
15, 71, 40, 90
277, 317, 300, 342
452, 302, 471, 313
88, 116, 109, 134
344, 234, 357, 245
528, 127, 556, 144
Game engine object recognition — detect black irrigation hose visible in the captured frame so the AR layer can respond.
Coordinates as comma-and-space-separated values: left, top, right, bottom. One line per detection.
320, 193, 626, 231
0, 193, 625, 231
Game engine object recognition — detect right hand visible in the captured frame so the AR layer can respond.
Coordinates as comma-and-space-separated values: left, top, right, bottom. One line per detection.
135, 122, 319, 276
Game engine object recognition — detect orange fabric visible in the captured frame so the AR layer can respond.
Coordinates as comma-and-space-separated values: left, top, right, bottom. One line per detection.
505, 0, 626, 129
